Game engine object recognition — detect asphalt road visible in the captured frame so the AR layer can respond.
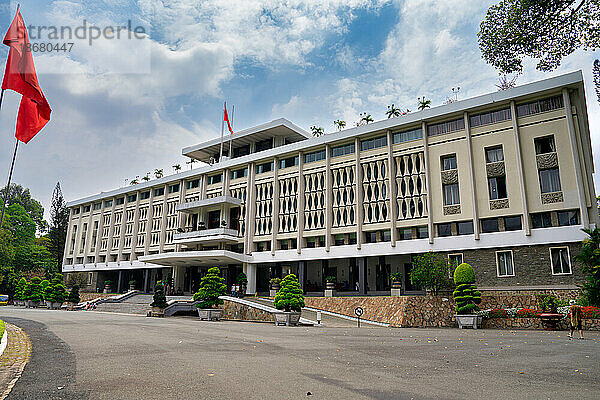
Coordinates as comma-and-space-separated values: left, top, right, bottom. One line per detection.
1, 307, 599, 400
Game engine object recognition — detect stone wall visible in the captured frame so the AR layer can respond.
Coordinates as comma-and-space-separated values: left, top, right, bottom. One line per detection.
79, 292, 117, 302
482, 318, 600, 331
479, 288, 579, 309
221, 300, 273, 322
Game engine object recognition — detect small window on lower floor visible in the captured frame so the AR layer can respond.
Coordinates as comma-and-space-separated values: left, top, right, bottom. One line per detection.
550, 247, 571, 275
334, 234, 345, 246
398, 228, 412, 240
88, 272, 93, 285
557, 210, 579, 227
531, 212, 553, 228
365, 232, 377, 243
437, 223, 452, 237
504, 216, 522, 231
417, 226, 428, 239
381, 230, 391, 242
348, 233, 357, 245
481, 218, 499, 233
496, 250, 515, 277
448, 253, 463, 277
457, 221, 474, 235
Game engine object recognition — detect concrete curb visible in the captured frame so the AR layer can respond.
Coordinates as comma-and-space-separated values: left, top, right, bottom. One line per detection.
0, 329, 7, 357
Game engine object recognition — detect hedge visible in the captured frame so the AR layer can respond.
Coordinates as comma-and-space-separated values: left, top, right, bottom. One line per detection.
0, 320, 5, 339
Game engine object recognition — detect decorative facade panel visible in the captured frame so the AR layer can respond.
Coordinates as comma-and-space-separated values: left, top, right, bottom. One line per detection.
362, 159, 389, 224
230, 186, 247, 236
332, 166, 356, 228
278, 177, 298, 233
304, 171, 325, 230
255, 182, 273, 236
395, 152, 427, 220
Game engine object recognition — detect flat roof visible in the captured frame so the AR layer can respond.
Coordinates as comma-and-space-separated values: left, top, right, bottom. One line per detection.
182, 118, 311, 162
67, 71, 585, 207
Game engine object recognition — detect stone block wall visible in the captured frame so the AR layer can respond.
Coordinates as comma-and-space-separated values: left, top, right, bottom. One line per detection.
222, 300, 273, 322
479, 288, 579, 309
482, 318, 600, 331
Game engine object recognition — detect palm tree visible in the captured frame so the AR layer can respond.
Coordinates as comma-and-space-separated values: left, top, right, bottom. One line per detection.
142, 173, 150, 182
359, 113, 374, 125
417, 97, 432, 111
310, 126, 324, 137
333, 120, 346, 131
173, 164, 182, 173
187, 159, 198, 170
154, 169, 164, 179
130, 178, 139, 185
386, 104, 400, 118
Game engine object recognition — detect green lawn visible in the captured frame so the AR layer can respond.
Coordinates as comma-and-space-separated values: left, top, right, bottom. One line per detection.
0, 319, 5, 339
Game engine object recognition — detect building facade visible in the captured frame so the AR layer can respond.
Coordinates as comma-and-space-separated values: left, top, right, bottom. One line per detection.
62, 71, 597, 296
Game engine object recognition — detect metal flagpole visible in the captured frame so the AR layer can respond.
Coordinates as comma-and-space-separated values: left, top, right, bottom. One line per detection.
0, 89, 20, 228
229, 105, 234, 157
219, 102, 225, 161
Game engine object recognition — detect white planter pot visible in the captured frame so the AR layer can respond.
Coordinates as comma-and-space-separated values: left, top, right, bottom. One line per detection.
273, 311, 301, 326
26, 300, 40, 308
390, 288, 402, 297
324, 289, 336, 297
151, 306, 165, 317
197, 308, 223, 321
455, 314, 483, 329
269, 289, 277, 297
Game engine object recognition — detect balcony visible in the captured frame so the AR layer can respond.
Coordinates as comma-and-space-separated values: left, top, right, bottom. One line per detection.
173, 227, 239, 245
176, 195, 242, 214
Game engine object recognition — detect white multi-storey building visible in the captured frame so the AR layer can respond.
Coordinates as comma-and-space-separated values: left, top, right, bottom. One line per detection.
63, 71, 597, 296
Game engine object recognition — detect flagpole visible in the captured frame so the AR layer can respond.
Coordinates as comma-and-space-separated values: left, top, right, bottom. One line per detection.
0, 122, 19, 228
229, 105, 234, 157
219, 102, 225, 162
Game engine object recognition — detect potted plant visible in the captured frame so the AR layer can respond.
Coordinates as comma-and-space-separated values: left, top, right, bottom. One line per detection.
45, 274, 68, 310
150, 282, 168, 317
198, 221, 206, 230
193, 267, 227, 321
325, 276, 336, 297
103, 280, 112, 293
269, 277, 281, 297
128, 280, 136, 291
26, 277, 43, 308
273, 274, 304, 326
237, 272, 248, 297
14, 277, 27, 306
390, 272, 403, 296
66, 285, 80, 311
452, 263, 482, 329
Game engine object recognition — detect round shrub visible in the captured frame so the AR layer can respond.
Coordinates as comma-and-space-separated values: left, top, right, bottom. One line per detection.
453, 263, 475, 285
27, 277, 44, 302
67, 284, 80, 304
452, 263, 481, 315
193, 267, 227, 309
14, 277, 27, 301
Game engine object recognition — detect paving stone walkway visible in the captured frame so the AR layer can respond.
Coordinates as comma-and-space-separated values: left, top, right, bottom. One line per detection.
0, 323, 31, 400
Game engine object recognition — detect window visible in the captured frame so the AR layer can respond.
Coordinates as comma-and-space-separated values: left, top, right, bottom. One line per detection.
449, 253, 463, 267
550, 247, 571, 275
154, 188, 164, 197
331, 143, 355, 157
93, 203, 102, 211
470, 108, 511, 127
207, 174, 222, 185
457, 221, 474, 235
441, 155, 457, 170
437, 223, 452, 237
539, 168, 561, 193
127, 194, 137, 203
393, 128, 422, 144
398, 228, 412, 240
116, 197, 124, 205
168, 184, 180, 193
279, 156, 299, 169
488, 176, 507, 200
360, 135, 387, 151
104, 200, 113, 207
531, 212, 553, 229
534, 136, 556, 155
365, 231, 377, 243
348, 233, 357, 245
256, 162, 273, 174
558, 210, 579, 226
230, 168, 247, 180
186, 179, 200, 189
516, 95, 563, 117
304, 150, 326, 164
255, 138, 273, 152
381, 230, 391, 242
417, 226, 428, 239
233, 145, 250, 158
485, 146, 504, 163
481, 218, 499, 233
88, 272, 93, 285
255, 241, 271, 252
504, 216, 522, 231
496, 251, 515, 277
334, 234, 345, 246
443, 183, 460, 205
140, 191, 150, 200
427, 118, 465, 136
306, 237, 316, 248
73, 208, 81, 215
82, 205, 90, 213
279, 240, 289, 250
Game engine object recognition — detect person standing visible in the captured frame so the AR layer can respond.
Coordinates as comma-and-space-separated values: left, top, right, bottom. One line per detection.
568, 300, 584, 340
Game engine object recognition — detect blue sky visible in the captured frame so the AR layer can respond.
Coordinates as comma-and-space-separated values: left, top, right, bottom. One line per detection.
0, 0, 598, 220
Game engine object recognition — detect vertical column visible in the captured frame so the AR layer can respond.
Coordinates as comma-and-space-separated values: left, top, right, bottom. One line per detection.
510, 100, 531, 236
298, 260, 306, 290
358, 257, 366, 295
386, 130, 397, 246
74, 207, 84, 258
94, 201, 105, 264
117, 270, 123, 293
131, 191, 142, 260
464, 112, 480, 240
271, 158, 280, 255
246, 163, 256, 255
62, 208, 74, 267
144, 269, 149, 293
176, 179, 186, 252
562, 88, 589, 228
144, 189, 154, 256
84, 205, 94, 260
422, 122, 434, 244
325, 145, 332, 252
105, 198, 117, 264
159, 184, 169, 251
246, 263, 257, 294
355, 138, 363, 249
117, 195, 129, 262
297, 152, 305, 254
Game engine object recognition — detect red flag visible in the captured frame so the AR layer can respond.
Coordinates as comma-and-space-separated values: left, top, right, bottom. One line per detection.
2, 9, 51, 143
224, 103, 233, 134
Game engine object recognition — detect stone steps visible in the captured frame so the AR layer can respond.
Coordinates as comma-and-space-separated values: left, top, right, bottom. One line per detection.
94, 302, 150, 315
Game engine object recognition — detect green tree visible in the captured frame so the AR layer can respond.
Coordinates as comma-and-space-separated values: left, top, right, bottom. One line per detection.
386, 104, 401, 118
274, 274, 305, 312
417, 97, 432, 110
452, 263, 482, 314
574, 228, 600, 305
26, 277, 44, 303
14, 277, 27, 301
479, 1, 600, 74
193, 267, 226, 309
333, 120, 346, 131
67, 284, 80, 304
150, 282, 168, 308
409, 252, 453, 294
45, 274, 67, 304
310, 126, 324, 137
0, 183, 46, 232
48, 183, 69, 274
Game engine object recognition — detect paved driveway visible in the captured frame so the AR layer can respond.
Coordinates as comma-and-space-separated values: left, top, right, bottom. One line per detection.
1, 307, 599, 400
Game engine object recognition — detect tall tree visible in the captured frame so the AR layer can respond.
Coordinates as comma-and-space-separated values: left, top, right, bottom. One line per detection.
0, 183, 47, 232
48, 183, 69, 274
479, 1, 600, 74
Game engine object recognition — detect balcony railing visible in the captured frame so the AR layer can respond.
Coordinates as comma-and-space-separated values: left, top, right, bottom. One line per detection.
173, 227, 239, 245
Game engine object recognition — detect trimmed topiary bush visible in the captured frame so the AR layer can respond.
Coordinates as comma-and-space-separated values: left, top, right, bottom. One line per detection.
274, 274, 305, 312
27, 277, 44, 303
452, 263, 481, 314
67, 284, 80, 304
193, 267, 227, 309
150, 282, 168, 308
14, 277, 27, 302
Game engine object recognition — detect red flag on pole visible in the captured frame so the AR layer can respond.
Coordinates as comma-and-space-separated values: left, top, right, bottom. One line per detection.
2, 9, 51, 143
224, 103, 233, 134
